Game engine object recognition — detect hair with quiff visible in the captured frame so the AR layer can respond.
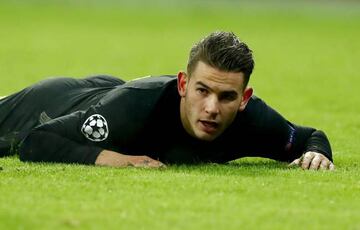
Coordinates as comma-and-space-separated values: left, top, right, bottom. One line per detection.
187, 31, 255, 87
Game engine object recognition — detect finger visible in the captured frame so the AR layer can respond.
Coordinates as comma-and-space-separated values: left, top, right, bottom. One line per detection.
148, 160, 166, 168
288, 158, 301, 167
319, 159, 330, 170
329, 163, 335, 171
157, 162, 167, 169
134, 160, 154, 167
138, 158, 166, 168
309, 154, 322, 170
301, 152, 315, 170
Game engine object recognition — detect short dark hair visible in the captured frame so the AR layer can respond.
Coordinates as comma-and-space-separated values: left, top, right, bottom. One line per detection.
187, 31, 254, 86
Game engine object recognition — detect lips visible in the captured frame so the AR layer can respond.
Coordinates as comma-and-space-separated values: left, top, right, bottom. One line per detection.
199, 120, 219, 133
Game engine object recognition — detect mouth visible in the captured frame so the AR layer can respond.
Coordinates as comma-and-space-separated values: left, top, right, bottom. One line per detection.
199, 120, 219, 134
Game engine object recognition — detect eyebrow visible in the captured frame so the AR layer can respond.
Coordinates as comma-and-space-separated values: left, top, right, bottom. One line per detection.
196, 81, 211, 90
195, 81, 239, 96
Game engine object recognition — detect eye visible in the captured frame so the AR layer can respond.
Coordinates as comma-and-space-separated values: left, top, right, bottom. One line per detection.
197, 88, 208, 95
220, 92, 238, 101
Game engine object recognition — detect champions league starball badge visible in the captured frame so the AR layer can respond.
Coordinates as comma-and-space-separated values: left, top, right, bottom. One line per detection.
81, 114, 109, 142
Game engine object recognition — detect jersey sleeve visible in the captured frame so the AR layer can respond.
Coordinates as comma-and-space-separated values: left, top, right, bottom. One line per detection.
222, 96, 333, 162
19, 111, 103, 164
19, 86, 160, 164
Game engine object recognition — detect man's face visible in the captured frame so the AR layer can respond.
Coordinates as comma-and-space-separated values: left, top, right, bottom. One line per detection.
178, 61, 252, 141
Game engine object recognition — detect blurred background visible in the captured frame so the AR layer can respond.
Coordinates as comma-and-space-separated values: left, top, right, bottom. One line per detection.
0, 0, 359, 157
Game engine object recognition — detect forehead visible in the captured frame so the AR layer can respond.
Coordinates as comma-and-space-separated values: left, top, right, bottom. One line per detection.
191, 61, 245, 92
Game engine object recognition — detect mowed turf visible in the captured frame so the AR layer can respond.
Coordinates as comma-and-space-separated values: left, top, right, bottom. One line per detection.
0, 1, 359, 229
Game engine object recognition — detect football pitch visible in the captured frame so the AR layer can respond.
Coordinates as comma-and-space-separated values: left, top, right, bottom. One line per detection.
0, 1, 359, 229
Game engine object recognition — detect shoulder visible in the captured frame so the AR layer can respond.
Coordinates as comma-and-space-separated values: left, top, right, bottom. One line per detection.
238, 95, 269, 123
235, 95, 286, 128
244, 95, 268, 112
124, 75, 177, 90
98, 75, 178, 109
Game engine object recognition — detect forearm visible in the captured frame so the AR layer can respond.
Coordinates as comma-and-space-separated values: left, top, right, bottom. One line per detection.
277, 124, 332, 162
304, 130, 333, 162
288, 130, 334, 170
19, 130, 165, 168
19, 130, 102, 164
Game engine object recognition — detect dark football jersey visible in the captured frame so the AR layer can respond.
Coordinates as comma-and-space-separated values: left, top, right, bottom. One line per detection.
1, 75, 332, 164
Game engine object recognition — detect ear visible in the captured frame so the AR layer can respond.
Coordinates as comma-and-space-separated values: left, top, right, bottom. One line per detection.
177, 71, 188, 97
239, 87, 253, 111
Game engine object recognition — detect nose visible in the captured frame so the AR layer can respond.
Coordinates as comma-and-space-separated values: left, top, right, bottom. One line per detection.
204, 95, 220, 117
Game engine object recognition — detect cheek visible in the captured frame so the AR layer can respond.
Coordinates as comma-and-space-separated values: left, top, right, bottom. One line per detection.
186, 97, 199, 115
185, 93, 203, 118
222, 104, 240, 122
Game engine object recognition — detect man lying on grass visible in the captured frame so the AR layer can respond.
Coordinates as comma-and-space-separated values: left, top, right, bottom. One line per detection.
0, 31, 334, 170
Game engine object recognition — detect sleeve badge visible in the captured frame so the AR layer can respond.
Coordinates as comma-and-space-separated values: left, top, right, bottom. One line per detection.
81, 114, 109, 142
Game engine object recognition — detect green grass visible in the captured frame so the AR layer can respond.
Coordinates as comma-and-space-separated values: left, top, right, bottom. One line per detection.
1, 1, 360, 229
1, 157, 359, 229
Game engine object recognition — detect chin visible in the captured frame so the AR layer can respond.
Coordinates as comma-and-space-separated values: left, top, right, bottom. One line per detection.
195, 132, 218, 142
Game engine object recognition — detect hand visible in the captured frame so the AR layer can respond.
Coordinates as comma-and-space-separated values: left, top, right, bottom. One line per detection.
95, 150, 166, 168
288, 151, 335, 170
126, 155, 166, 168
